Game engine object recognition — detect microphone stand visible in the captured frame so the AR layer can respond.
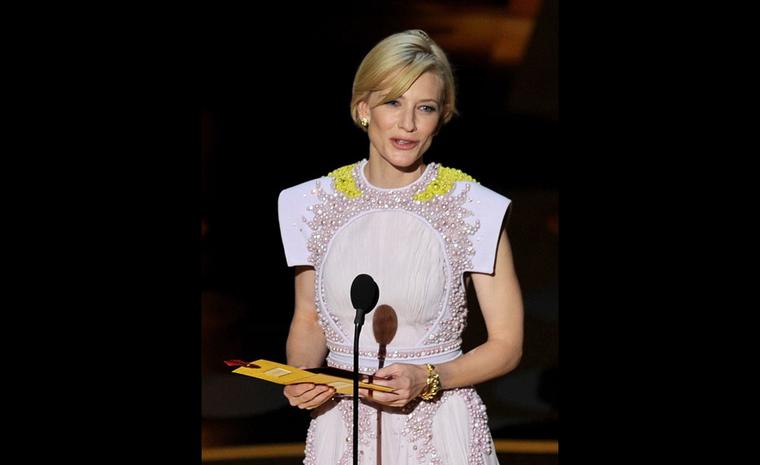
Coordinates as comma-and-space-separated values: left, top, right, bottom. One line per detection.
353, 313, 364, 465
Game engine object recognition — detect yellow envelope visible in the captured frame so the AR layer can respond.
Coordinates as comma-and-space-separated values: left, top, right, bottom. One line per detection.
229, 359, 395, 395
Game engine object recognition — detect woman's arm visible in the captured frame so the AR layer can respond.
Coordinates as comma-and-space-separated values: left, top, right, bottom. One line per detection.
367, 228, 524, 406
436, 227, 524, 388
286, 266, 328, 367
283, 266, 335, 409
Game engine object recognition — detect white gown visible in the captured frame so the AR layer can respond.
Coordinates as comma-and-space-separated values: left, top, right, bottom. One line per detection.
278, 159, 511, 465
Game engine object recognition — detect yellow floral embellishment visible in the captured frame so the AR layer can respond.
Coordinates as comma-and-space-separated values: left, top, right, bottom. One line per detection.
414, 166, 477, 202
328, 163, 362, 199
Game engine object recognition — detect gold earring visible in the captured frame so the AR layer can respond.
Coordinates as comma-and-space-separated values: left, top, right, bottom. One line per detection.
360, 117, 369, 128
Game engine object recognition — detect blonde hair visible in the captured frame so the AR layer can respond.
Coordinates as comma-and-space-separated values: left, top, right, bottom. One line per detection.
350, 29, 457, 131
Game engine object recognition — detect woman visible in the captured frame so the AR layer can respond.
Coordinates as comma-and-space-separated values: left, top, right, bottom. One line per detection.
277, 29, 523, 465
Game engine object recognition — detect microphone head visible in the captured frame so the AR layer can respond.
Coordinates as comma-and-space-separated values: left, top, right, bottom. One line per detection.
372, 304, 398, 346
350, 274, 379, 313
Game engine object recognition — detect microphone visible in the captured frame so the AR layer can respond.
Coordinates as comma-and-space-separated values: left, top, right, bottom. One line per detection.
351, 273, 379, 327
372, 304, 397, 370
349, 273, 378, 465
372, 305, 397, 465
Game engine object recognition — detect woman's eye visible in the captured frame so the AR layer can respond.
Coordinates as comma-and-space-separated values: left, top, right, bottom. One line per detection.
386, 100, 400, 106
420, 105, 438, 113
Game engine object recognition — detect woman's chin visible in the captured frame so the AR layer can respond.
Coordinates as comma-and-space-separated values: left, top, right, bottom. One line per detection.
384, 153, 423, 171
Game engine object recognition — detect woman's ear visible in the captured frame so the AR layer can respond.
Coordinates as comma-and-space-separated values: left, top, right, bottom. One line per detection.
357, 100, 369, 120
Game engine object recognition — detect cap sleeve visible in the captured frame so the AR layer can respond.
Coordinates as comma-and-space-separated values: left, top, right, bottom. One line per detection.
462, 183, 511, 274
277, 179, 324, 267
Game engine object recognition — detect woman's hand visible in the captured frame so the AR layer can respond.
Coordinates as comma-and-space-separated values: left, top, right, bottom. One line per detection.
360, 363, 429, 407
284, 383, 336, 410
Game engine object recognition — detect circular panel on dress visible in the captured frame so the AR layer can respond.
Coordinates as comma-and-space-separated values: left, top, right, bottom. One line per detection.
321, 210, 448, 348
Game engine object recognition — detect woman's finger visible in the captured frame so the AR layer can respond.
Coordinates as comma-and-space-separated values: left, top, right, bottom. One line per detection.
284, 384, 319, 406
285, 383, 315, 397
301, 387, 336, 410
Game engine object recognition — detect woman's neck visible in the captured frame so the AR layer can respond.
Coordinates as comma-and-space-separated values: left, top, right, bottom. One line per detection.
364, 157, 426, 189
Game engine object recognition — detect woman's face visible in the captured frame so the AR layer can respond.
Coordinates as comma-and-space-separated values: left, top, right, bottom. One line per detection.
359, 71, 444, 170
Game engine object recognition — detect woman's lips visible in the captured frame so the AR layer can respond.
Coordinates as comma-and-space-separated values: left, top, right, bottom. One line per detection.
390, 138, 419, 150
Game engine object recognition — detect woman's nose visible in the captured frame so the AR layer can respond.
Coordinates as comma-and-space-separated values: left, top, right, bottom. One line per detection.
397, 108, 416, 132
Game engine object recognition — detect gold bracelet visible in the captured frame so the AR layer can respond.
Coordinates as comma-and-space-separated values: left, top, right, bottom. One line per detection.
419, 363, 441, 401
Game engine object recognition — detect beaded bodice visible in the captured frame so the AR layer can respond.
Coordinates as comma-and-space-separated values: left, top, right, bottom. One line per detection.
307, 160, 483, 372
